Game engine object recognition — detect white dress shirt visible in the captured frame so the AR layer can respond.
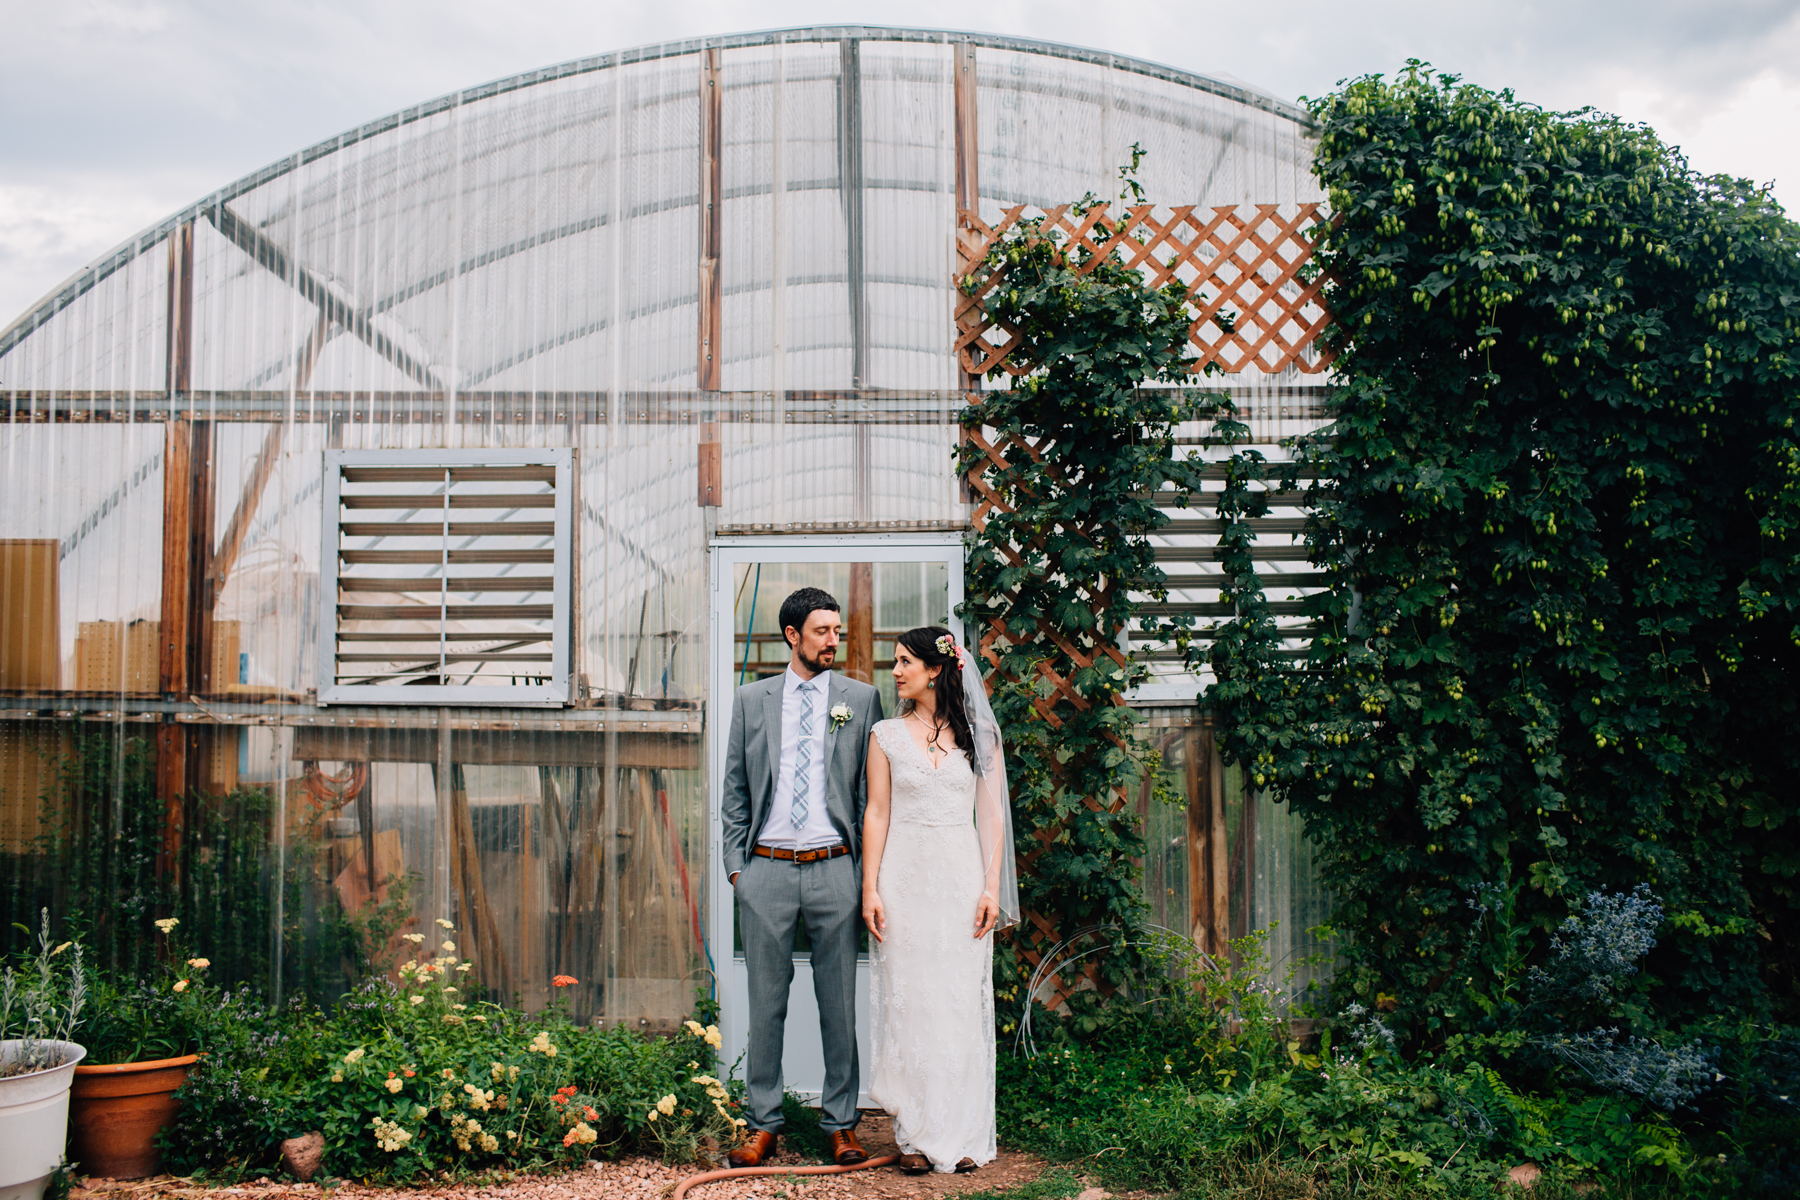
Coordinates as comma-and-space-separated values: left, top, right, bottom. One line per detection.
757, 667, 841, 851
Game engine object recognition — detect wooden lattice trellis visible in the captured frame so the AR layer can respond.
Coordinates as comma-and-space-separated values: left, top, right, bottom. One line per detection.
958, 202, 1335, 1011
964, 424, 1140, 1009
954, 202, 1334, 380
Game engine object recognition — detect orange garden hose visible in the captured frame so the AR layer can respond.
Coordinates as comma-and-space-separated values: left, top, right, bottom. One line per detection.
671, 1154, 901, 1199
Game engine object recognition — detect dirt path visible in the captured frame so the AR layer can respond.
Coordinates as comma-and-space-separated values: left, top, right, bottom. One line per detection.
73, 1116, 1082, 1200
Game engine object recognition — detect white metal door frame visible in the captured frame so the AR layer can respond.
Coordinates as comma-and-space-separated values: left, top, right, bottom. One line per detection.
706, 533, 965, 1104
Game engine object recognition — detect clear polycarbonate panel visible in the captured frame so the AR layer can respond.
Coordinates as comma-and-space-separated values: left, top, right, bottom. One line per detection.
0, 29, 1329, 1019
1229, 769, 1335, 1009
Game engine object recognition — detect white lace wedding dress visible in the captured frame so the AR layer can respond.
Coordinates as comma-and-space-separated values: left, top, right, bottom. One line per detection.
867, 718, 996, 1171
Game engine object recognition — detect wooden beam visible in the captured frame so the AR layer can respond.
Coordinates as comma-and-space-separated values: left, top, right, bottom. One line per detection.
953, 40, 980, 394
844, 562, 874, 684
698, 421, 721, 507
1185, 724, 1205, 951
697, 46, 723, 391
210, 423, 282, 599
1208, 724, 1230, 957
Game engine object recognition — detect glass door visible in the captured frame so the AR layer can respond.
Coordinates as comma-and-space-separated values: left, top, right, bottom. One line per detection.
708, 535, 963, 1107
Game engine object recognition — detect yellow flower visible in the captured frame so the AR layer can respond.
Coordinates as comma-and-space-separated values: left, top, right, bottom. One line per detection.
646, 1109, 658, 1122
436, 918, 456, 930
403, 933, 425, 944
185, 957, 209, 970
173, 979, 189, 993
410, 995, 425, 1006
441, 986, 458, 995
441, 941, 457, 953
415, 1105, 429, 1120
655, 1094, 677, 1116
704, 1024, 723, 1049
371, 1118, 413, 1153
491, 1062, 506, 1082
442, 1014, 463, 1025
684, 1019, 706, 1037
344, 1048, 366, 1064
331, 1072, 344, 1083
154, 917, 179, 934
50, 942, 71, 956
385, 1077, 403, 1093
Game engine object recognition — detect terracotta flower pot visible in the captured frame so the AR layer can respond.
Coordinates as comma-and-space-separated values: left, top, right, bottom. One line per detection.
67, 1054, 197, 1180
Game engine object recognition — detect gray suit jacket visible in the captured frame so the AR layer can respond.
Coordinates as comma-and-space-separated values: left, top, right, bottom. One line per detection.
720, 671, 884, 880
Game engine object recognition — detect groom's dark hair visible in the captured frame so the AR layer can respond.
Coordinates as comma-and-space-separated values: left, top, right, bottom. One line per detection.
779, 587, 840, 646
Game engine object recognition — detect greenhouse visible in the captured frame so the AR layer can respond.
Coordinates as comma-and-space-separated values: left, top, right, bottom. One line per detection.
0, 26, 1333, 1099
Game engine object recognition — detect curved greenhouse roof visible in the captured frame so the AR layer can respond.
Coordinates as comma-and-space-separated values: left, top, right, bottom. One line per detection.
0, 26, 1321, 400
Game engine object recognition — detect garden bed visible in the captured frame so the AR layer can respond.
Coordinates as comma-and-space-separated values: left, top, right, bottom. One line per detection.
71, 1115, 1060, 1200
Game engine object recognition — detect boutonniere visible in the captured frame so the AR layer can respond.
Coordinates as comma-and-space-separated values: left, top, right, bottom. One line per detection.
828, 703, 854, 731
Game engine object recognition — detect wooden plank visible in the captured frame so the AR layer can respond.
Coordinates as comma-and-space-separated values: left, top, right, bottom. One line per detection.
698, 46, 723, 391
0, 541, 60, 688
1184, 725, 1205, 953
336, 632, 551, 642
1159, 517, 1308, 536
294, 725, 701, 770
845, 562, 874, 684
954, 40, 979, 392
698, 422, 721, 507
341, 493, 554, 509
1208, 728, 1229, 959
1162, 571, 1328, 588
337, 653, 553, 663
1155, 545, 1312, 563
209, 423, 282, 596
339, 521, 555, 538
337, 577, 555, 593
1136, 600, 1314, 617
341, 466, 557, 483
158, 419, 194, 695
337, 603, 554, 621
340, 549, 556, 565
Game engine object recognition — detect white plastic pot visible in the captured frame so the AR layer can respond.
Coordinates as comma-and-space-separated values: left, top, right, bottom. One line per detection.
0, 1040, 87, 1200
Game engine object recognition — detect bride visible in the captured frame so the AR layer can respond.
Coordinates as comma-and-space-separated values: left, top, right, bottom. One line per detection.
862, 626, 1018, 1174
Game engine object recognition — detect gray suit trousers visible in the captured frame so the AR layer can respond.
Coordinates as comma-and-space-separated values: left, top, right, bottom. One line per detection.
735, 852, 861, 1132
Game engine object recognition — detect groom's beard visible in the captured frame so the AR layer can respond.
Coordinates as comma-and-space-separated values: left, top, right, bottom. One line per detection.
797, 647, 836, 675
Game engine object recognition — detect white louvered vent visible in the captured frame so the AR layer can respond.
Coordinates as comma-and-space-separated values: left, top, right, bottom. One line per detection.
319, 449, 573, 706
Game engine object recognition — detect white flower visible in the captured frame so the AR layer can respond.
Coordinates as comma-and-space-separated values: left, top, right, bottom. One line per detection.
441, 941, 456, 953
186, 957, 210, 970
344, 1047, 366, 1064
829, 703, 854, 730
154, 917, 179, 934
410, 995, 425, 1006
173, 979, 189, 993
436, 918, 456, 930
385, 1077, 404, 1093
402, 933, 425, 944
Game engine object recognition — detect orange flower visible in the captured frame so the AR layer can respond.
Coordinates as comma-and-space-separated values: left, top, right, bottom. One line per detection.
552, 975, 578, 987
551, 1094, 567, 1105
584, 1106, 598, 1120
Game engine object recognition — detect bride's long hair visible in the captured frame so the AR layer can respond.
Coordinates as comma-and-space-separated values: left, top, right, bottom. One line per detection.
895, 625, 975, 758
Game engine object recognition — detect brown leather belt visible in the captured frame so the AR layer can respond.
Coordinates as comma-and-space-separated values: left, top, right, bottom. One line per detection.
753, 843, 849, 864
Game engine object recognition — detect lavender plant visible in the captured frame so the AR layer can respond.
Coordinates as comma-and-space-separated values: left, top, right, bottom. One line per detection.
2, 908, 87, 1076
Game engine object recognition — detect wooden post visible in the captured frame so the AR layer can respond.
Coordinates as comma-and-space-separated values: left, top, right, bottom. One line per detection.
1184, 724, 1205, 950
697, 421, 722, 507
844, 562, 874, 684
697, 46, 723, 392
1208, 723, 1230, 957
953, 39, 981, 477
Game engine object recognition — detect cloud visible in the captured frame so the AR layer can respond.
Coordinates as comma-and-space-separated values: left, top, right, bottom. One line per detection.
3, 0, 1798, 324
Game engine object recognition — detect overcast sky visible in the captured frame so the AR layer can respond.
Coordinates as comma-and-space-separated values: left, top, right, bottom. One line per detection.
4, 0, 1798, 323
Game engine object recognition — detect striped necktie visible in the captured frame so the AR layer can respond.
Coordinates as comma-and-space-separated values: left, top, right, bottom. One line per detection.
791, 679, 816, 828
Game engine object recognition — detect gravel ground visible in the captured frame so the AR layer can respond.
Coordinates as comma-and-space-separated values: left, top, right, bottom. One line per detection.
72, 1116, 1078, 1200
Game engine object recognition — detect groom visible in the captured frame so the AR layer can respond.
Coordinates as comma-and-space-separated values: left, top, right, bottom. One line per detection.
721, 586, 883, 1167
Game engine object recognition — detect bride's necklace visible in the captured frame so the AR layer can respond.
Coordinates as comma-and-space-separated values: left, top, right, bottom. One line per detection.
907, 710, 948, 757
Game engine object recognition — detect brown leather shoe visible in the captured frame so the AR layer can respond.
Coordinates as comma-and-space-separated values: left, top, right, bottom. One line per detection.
728, 1129, 777, 1168
828, 1129, 868, 1165
954, 1157, 977, 1173
898, 1153, 931, 1174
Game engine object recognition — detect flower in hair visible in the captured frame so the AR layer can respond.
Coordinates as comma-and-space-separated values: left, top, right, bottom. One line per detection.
935, 634, 966, 669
